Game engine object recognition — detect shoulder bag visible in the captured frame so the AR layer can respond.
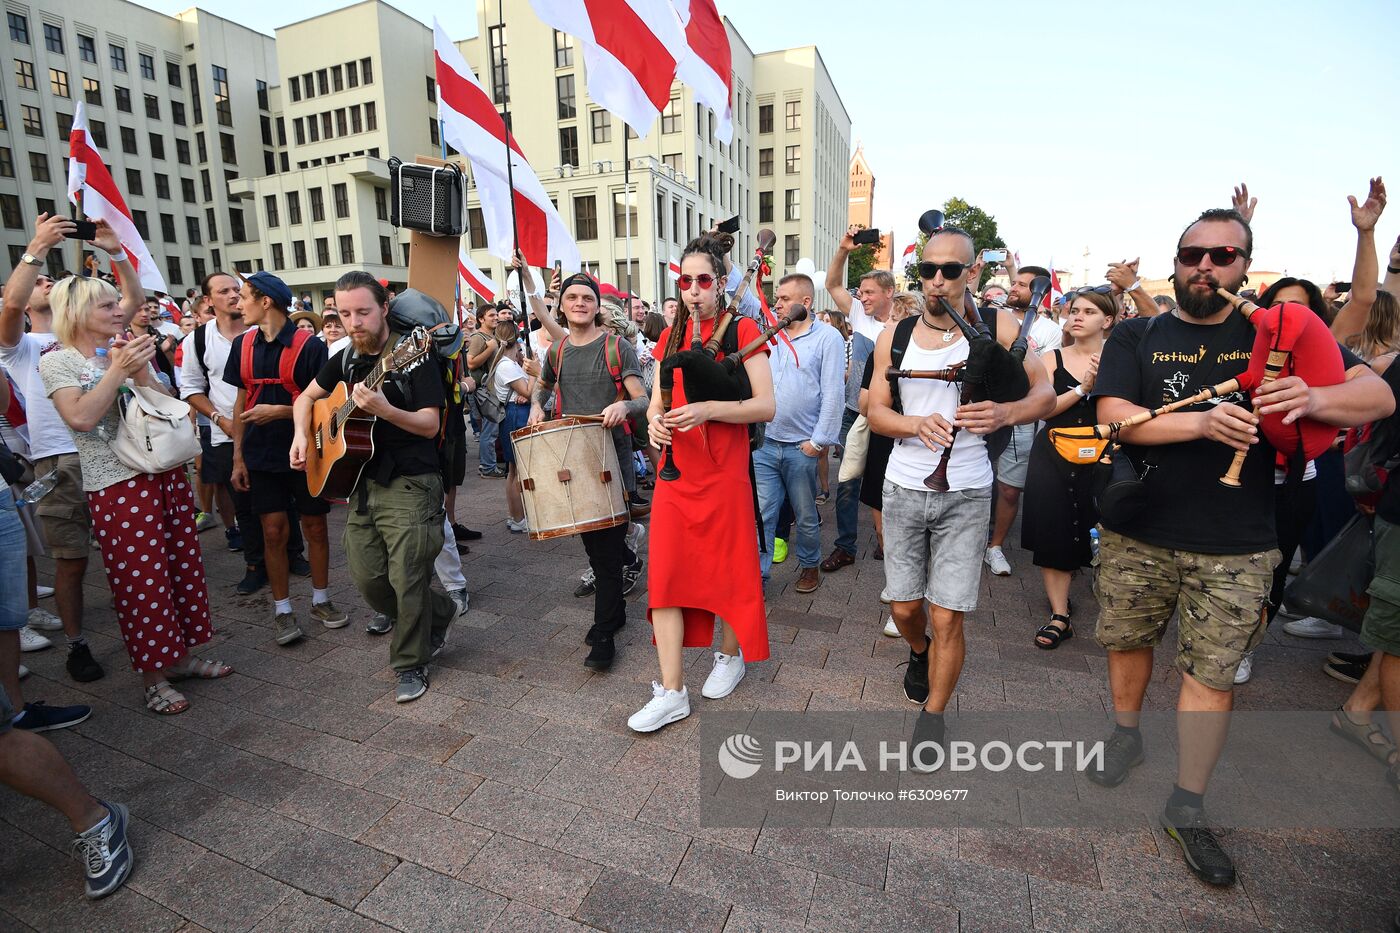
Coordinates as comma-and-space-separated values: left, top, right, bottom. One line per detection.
110, 385, 201, 474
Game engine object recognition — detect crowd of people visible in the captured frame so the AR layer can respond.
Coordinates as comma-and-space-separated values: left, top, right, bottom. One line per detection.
1, 175, 1399, 904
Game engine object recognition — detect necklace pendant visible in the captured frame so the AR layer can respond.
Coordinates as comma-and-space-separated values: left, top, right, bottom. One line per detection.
942, 330, 955, 343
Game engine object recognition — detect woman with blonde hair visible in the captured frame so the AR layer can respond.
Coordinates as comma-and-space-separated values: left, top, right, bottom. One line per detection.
41, 277, 230, 715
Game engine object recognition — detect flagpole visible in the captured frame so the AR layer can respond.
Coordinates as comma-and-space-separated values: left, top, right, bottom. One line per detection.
623, 134, 633, 310
494, 0, 528, 357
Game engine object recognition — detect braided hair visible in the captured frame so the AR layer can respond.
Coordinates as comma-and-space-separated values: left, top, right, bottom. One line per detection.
664, 233, 730, 359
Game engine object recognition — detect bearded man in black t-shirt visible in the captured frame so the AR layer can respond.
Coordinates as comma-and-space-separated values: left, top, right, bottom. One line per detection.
1088, 207, 1394, 887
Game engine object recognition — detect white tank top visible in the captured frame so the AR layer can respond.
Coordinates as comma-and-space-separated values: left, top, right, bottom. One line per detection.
885, 336, 995, 493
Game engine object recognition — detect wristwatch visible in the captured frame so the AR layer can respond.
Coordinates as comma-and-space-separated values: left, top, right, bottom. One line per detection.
20, 252, 42, 267
809, 442, 825, 452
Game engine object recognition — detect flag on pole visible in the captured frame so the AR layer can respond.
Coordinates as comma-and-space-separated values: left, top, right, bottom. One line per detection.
900, 243, 916, 266
433, 20, 579, 271
527, 0, 687, 138
1047, 261, 1064, 308
66, 102, 167, 293
458, 247, 499, 304
667, 257, 681, 280
673, 0, 732, 144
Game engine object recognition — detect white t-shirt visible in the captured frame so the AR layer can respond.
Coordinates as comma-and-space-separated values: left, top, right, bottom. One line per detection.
178, 320, 247, 445
846, 298, 890, 343
0, 332, 76, 461
329, 335, 353, 359
1023, 312, 1063, 353
493, 357, 528, 403
885, 337, 993, 493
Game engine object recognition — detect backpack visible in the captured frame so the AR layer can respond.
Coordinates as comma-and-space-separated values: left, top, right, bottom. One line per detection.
1344, 358, 1400, 505
239, 327, 313, 410
388, 290, 465, 445
550, 332, 629, 431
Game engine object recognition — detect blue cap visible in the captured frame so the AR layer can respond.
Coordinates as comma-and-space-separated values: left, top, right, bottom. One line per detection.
244, 271, 294, 312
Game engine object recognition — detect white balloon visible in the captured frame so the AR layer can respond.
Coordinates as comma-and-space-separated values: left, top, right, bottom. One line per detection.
795, 258, 816, 275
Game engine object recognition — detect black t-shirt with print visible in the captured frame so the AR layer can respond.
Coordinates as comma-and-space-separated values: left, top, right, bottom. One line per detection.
1092, 312, 1275, 553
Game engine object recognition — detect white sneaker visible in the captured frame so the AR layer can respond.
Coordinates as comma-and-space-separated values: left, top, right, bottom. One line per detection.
1233, 651, 1254, 685
36, 585, 54, 599
19, 626, 52, 652
506, 517, 529, 534
26, 607, 63, 631
627, 682, 691, 732
1288, 550, 1304, 575
17, 663, 28, 679
701, 651, 746, 699
626, 521, 647, 557
447, 587, 469, 620
984, 546, 1012, 576
883, 618, 900, 637
1282, 616, 1345, 639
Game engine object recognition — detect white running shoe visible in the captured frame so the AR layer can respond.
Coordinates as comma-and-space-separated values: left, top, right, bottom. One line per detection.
1282, 616, 1345, 639
506, 517, 529, 534
1233, 651, 1254, 685
883, 618, 900, 637
626, 521, 647, 557
18, 663, 29, 679
984, 546, 1012, 576
26, 607, 62, 631
36, 585, 54, 599
627, 682, 690, 732
19, 626, 52, 652
701, 651, 746, 699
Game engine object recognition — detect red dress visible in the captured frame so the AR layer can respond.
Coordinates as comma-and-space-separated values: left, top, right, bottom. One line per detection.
648, 315, 770, 661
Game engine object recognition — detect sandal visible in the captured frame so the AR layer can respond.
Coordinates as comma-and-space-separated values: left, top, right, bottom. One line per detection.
144, 681, 190, 715
1035, 615, 1074, 650
167, 657, 235, 681
1330, 707, 1397, 765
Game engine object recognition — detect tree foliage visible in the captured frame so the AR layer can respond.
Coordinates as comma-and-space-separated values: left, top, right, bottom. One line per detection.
902, 196, 1008, 289
845, 244, 878, 288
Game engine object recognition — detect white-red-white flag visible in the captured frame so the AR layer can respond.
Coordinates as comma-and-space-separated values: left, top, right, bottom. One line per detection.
458, 247, 499, 304
672, 0, 732, 144
433, 21, 579, 271
667, 256, 681, 280
901, 243, 916, 264
527, 0, 687, 137
66, 102, 166, 293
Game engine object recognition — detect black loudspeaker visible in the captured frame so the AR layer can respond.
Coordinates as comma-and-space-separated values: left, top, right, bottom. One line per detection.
389, 157, 466, 237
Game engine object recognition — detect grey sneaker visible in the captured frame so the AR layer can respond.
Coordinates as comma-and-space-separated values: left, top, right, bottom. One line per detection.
1086, 729, 1144, 787
366, 612, 394, 635
447, 587, 469, 620
396, 667, 428, 703
621, 557, 644, 596
310, 601, 349, 629
1161, 803, 1236, 886
274, 612, 305, 646
73, 801, 133, 900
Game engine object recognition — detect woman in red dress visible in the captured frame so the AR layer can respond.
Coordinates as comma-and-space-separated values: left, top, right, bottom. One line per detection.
629, 235, 776, 733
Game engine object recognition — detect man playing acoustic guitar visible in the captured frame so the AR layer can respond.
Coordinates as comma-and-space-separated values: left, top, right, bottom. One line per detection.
291, 272, 459, 704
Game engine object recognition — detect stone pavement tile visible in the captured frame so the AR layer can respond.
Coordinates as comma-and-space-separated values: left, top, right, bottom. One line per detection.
527, 718, 634, 766
363, 719, 470, 764
42, 887, 187, 933
445, 735, 560, 789
454, 779, 581, 846
885, 844, 1032, 931
614, 735, 703, 777
1242, 870, 1395, 933
957, 828, 1101, 888
767, 606, 843, 633
249, 891, 397, 932
555, 806, 692, 883
539, 758, 658, 819
442, 700, 548, 745
0, 819, 76, 926
1093, 849, 1257, 921
200, 749, 308, 809
772, 661, 867, 701
232, 683, 392, 742
366, 687, 466, 725
0, 907, 39, 932
1282, 829, 1400, 901
576, 868, 730, 933
258, 825, 400, 909
636, 778, 760, 853
169, 696, 249, 739
673, 840, 817, 915
218, 714, 320, 762
1027, 876, 1184, 933
209, 643, 317, 689
505, 656, 595, 691
357, 801, 492, 877
433, 646, 523, 678
311, 644, 393, 677
358, 862, 508, 932
459, 833, 602, 915
159, 795, 310, 870
511, 684, 615, 726
306, 671, 399, 710
364, 756, 483, 815
486, 901, 593, 932
272, 774, 396, 839
281, 734, 398, 787
752, 826, 889, 889
1178, 908, 1268, 933
139, 851, 294, 933
721, 905, 808, 932
806, 874, 960, 933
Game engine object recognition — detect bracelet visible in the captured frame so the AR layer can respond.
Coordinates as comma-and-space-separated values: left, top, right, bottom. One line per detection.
1127, 280, 1143, 292
1072, 385, 1086, 398
108, 250, 128, 263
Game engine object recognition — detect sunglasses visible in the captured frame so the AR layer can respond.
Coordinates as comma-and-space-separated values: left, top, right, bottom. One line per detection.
1175, 246, 1248, 266
677, 273, 716, 290
1072, 285, 1114, 296
917, 261, 971, 281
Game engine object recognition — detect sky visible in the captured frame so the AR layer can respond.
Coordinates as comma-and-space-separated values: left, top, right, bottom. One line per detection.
144, 0, 1400, 285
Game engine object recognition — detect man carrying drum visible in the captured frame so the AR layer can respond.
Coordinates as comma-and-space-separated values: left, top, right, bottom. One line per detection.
527, 273, 649, 671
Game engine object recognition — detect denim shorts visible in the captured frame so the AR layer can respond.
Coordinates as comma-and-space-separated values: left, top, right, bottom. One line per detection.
0, 488, 27, 632
995, 422, 1036, 489
881, 480, 993, 611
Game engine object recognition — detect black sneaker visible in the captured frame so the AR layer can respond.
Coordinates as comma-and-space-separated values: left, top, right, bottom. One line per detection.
622, 557, 644, 596
1324, 658, 1368, 685
909, 709, 945, 772
900, 644, 929, 705
452, 522, 483, 542
236, 567, 268, 595
225, 526, 243, 552
585, 620, 625, 646
15, 701, 92, 732
583, 637, 615, 671
66, 643, 105, 683
1161, 802, 1236, 886
1327, 649, 1372, 667
289, 555, 312, 577
1086, 730, 1144, 787
574, 570, 597, 598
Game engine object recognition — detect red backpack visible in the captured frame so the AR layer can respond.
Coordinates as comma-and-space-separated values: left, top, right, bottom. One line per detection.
239, 327, 313, 410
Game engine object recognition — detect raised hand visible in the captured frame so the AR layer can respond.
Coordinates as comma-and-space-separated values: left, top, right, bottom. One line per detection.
1231, 183, 1257, 224
1348, 176, 1386, 232
89, 219, 122, 254
28, 213, 76, 254
1105, 259, 1139, 293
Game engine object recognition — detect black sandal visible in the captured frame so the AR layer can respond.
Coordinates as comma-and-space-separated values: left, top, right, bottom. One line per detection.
1035, 614, 1073, 650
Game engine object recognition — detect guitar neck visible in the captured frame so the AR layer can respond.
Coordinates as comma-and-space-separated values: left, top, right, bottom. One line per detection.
333, 353, 393, 424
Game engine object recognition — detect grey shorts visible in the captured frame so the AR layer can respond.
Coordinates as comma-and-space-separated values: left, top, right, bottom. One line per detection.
995, 422, 1036, 489
881, 480, 992, 612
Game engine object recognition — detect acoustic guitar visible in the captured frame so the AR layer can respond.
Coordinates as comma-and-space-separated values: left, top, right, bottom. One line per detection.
304, 328, 433, 498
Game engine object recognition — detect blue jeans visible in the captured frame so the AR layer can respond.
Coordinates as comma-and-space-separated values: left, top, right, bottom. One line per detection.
478, 418, 500, 472
755, 440, 821, 580
834, 406, 860, 554
0, 489, 26, 631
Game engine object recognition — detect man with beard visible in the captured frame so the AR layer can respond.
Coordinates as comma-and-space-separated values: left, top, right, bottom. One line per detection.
291, 272, 459, 703
1088, 207, 1394, 886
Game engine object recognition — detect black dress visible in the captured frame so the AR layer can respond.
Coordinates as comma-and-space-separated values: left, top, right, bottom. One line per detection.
1021, 350, 1099, 571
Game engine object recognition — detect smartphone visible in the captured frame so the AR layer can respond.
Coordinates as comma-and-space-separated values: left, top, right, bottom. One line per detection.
981, 248, 1008, 263
717, 214, 741, 234
852, 228, 881, 246
63, 220, 98, 240
1333, 281, 1352, 292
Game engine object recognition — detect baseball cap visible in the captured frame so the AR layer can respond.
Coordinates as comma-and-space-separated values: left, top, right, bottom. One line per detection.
245, 271, 294, 312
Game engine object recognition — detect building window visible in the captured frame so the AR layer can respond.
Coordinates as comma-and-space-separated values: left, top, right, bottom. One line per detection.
325, 184, 347, 221
144, 94, 159, 119
336, 234, 352, 264
204, 208, 216, 241
315, 237, 329, 266
183, 215, 199, 244
89, 120, 107, 147
336, 109, 347, 137
115, 86, 131, 112
574, 195, 597, 241
428, 117, 439, 148
488, 25, 509, 105
289, 76, 301, 102
168, 62, 181, 87
257, 79, 268, 110
166, 255, 181, 285
423, 75, 435, 105
152, 173, 169, 199
293, 118, 305, 146
263, 150, 274, 175
759, 190, 773, 223
287, 191, 302, 225
219, 133, 236, 165
558, 126, 578, 168
613, 190, 636, 238
271, 243, 284, 270
52, 111, 70, 140
662, 152, 682, 175
375, 187, 388, 221
785, 100, 801, 131
785, 145, 800, 174
346, 60, 359, 88
293, 241, 306, 267
312, 69, 326, 96
200, 169, 211, 200
759, 148, 772, 177
0, 194, 23, 228
361, 57, 373, 85
20, 106, 42, 138
309, 187, 324, 223
139, 53, 155, 81
615, 260, 638, 292
8, 13, 28, 44
43, 24, 63, 55
467, 207, 487, 250
264, 194, 279, 228
590, 109, 610, 144
556, 74, 576, 120
212, 65, 231, 127
49, 68, 69, 98
169, 100, 184, 124
759, 103, 773, 134
785, 234, 799, 266
29, 152, 50, 184
0, 148, 12, 179
349, 106, 362, 134
188, 66, 201, 122
276, 116, 285, 145
132, 210, 148, 238
111, 45, 126, 72
181, 177, 195, 202
661, 96, 681, 134
160, 213, 176, 241
320, 112, 332, 138
259, 115, 273, 147
83, 77, 100, 105
176, 138, 190, 164
15, 61, 35, 91
364, 101, 377, 131
379, 236, 392, 265
554, 30, 573, 68
76, 35, 96, 64
125, 168, 142, 195
191, 257, 205, 282
784, 189, 799, 221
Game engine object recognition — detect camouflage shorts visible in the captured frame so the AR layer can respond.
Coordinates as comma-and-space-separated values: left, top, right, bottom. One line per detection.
1094, 528, 1279, 692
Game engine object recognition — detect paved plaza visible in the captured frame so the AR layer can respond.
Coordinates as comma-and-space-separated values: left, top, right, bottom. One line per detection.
2, 470, 1397, 932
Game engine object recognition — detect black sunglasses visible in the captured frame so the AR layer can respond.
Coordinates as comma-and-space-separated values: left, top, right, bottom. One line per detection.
1071, 285, 1114, 296
916, 261, 971, 280
1176, 246, 1248, 266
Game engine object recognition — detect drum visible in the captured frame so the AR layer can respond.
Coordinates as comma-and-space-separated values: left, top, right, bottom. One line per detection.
510, 416, 628, 540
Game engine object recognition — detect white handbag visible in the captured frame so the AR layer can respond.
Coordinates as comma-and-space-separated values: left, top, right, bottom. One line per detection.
837, 414, 871, 483
110, 385, 201, 474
